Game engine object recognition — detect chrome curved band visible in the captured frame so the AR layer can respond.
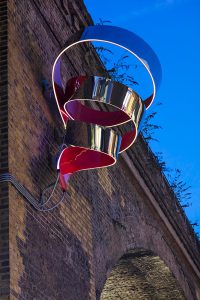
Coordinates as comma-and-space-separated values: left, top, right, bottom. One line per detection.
65, 76, 144, 124
65, 120, 121, 160
51, 25, 162, 190
52, 25, 162, 126
64, 75, 145, 153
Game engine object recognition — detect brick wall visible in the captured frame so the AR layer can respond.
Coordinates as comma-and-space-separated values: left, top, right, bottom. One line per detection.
0, 0, 9, 299
3, 0, 200, 299
8, 0, 97, 299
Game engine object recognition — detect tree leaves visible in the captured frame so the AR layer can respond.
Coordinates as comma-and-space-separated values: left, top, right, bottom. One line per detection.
167, 168, 192, 205
142, 103, 162, 142
96, 18, 112, 25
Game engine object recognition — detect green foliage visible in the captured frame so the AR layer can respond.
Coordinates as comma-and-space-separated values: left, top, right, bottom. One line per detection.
96, 18, 112, 25
167, 168, 192, 206
94, 20, 195, 219
190, 222, 199, 227
154, 151, 168, 172
142, 102, 162, 142
94, 38, 161, 142
95, 46, 138, 87
154, 153, 192, 208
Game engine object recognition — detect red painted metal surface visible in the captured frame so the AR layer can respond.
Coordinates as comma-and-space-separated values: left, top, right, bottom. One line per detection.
51, 26, 162, 191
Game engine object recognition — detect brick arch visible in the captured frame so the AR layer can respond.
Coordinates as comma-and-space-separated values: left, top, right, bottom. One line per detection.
100, 248, 186, 300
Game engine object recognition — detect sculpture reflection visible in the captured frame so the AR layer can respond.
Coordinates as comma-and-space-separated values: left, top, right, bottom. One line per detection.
51, 25, 162, 191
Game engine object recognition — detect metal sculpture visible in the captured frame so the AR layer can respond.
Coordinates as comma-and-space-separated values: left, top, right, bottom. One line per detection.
52, 25, 162, 191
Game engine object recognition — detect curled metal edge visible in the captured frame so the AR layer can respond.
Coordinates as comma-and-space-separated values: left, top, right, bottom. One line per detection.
64, 75, 145, 153
64, 120, 122, 159
51, 25, 162, 190
52, 25, 162, 126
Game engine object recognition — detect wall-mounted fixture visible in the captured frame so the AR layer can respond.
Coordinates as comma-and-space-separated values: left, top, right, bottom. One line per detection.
0, 25, 162, 211
53, 25, 162, 192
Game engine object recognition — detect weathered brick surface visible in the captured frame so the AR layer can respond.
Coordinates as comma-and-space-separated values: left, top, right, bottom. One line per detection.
101, 249, 186, 299
0, 1, 9, 299
3, 0, 200, 300
8, 0, 96, 299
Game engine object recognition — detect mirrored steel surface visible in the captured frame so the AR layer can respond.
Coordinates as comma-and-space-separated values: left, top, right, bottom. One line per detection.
65, 120, 121, 160
51, 25, 162, 188
65, 76, 145, 125
52, 25, 162, 125
64, 75, 145, 152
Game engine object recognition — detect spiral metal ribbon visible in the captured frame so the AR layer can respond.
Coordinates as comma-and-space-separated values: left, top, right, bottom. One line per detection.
52, 25, 162, 191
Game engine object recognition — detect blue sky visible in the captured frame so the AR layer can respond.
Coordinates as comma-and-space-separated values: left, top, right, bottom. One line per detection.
84, 0, 200, 233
